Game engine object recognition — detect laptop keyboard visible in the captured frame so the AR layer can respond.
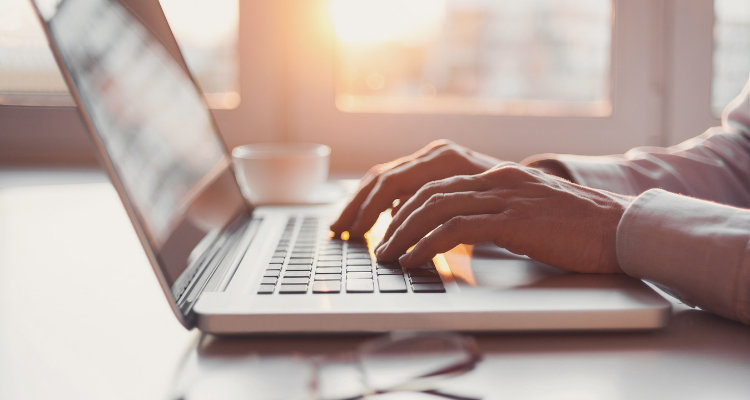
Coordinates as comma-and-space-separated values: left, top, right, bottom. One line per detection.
257, 217, 446, 295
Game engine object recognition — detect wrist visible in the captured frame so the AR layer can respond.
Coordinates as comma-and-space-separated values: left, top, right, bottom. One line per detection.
527, 160, 573, 181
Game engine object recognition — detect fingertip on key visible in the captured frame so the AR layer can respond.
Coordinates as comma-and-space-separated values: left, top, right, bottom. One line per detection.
374, 245, 385, 258
398, 253, 413, 268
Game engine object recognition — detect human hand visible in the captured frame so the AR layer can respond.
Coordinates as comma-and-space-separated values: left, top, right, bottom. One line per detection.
375, 164, 634, 274
330, 140, 501, 237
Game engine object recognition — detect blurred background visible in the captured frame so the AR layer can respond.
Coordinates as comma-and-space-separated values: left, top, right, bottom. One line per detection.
1, 0, 749, 172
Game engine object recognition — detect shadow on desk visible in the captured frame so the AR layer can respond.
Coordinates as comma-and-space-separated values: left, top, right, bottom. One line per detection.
171, 308, 750, 400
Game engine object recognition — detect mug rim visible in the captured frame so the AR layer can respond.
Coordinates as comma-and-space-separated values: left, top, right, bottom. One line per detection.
232, 142, 330, 159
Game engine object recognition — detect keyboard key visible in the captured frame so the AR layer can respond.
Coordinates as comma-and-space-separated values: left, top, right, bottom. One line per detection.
378, 275, 407, 292
315, 274, 342, 281
412, 283, 445, 293
264, 270, 281, 277
281, 277, 310, 285
313, 281, 341, 293
377, 268, 403, 275
316, 266, 342, 274
283, 271, 311, 278
410, 276, 442, 284
318, 255, 343, 261
346, 265, 371, 272
288, 258, 314, 265
286, 264, 313, 271
347, 253, 371, 259
317, 261, 342, 267
376, 261, 402, 269
257, 284, 275, 294
279, 284, 308, 294
347, 247, 369, 253
270, 257, 285, 264
347, 272, 373, 279
346, 259, 372, 266
266, 264, 283, 270
273, 251, 287, 257
262, 277, 278, 285
319, 249, 343, 255
291, 253, 315, 259
347, 279, 374, 293
407, 268, 439, 277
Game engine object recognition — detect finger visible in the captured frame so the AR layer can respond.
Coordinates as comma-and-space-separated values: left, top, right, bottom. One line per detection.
381, 173, 492, 244
347, 165, 414, 237
330, 175, 379, 234
348, 154, 461, 237
376, 190, 506, 260
330, 141, 451, 233
398, 214, 506, 268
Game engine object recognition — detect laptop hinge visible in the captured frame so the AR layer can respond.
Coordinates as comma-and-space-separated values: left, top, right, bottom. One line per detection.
175, 216, 261, 325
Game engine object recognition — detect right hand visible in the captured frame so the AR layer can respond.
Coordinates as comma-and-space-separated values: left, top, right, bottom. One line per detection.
330, 140, 501, 237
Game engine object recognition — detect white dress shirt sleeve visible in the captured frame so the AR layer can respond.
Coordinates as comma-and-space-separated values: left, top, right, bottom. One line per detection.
521, 77, 750, 324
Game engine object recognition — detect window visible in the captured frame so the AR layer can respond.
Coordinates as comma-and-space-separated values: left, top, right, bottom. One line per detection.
331, 0, 613, 117
1, 0, 743, 170
712, 0, 750, 115
0, 0, 71, 106
0, 0, 239, 109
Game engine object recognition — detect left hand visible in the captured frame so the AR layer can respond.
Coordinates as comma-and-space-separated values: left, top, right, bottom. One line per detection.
374, 163, 635, 274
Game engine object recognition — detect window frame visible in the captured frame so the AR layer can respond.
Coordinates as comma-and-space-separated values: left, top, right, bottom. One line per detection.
275, 0, 677, 172
0, 0, 726, 171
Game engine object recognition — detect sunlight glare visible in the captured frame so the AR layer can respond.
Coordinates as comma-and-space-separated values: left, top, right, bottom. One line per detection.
330, 0, 445, 45
159, 0, 237, 48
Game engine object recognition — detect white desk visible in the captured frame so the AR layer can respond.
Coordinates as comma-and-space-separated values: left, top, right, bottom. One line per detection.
1, 168, 749, 400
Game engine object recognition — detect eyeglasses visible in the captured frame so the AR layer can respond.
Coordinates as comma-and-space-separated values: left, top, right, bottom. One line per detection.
313, 332, 481, 400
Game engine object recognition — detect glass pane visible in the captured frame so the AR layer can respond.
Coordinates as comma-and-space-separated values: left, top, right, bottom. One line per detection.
0, 0, 72, 106
331, 0, 613, 116
0, 0, 239, 109
712, 0, 750, 116
159, 0, 240, 109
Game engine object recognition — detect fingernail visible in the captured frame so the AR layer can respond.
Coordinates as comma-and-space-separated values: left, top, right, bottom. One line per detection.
375, 242, 386, 257
398, 253, 410, 266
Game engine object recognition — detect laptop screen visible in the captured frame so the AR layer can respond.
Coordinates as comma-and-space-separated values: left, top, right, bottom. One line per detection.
33, 0, 249, 310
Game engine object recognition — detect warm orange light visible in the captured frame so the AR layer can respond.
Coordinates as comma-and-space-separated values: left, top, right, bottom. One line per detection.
330, 0, 444, 45
160, 0, 238, 48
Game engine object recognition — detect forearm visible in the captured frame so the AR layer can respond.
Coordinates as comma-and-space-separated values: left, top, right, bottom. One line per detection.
617, 189, 750, 324
523, 79, 750, 206
522, 128, 750, 208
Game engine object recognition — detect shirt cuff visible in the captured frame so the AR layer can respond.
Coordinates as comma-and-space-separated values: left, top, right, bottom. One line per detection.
522, 153, 642, 195
616, 189, 750, 323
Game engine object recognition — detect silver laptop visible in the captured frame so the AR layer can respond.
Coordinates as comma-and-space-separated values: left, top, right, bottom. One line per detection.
33, 0, 671, 333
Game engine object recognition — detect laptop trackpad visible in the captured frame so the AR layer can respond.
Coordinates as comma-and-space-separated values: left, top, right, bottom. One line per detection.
444, 243, 627, 290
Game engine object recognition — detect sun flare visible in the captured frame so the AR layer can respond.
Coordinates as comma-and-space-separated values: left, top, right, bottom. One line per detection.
330, 0, 445, 45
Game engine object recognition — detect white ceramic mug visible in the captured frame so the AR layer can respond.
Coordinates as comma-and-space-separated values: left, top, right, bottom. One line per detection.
231, 143, 331, 205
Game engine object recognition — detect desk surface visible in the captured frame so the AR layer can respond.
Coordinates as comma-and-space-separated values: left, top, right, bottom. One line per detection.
1, 168, 749, 400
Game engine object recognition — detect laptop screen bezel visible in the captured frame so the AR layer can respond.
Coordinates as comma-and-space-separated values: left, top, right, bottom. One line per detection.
30, 0, 253, 329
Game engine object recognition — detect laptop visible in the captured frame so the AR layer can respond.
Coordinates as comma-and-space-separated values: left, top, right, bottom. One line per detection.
32, 0, 671, 333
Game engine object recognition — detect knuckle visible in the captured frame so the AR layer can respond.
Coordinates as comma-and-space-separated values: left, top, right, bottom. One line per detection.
377, 170, 396, 188
488, 164, 528, 181
424, 193, 446, 210
436, 146, 461, 159
419, 179, 442, 195
429, 139, 453, 149
367, 163, 386, 176
443, 215, 467, 232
